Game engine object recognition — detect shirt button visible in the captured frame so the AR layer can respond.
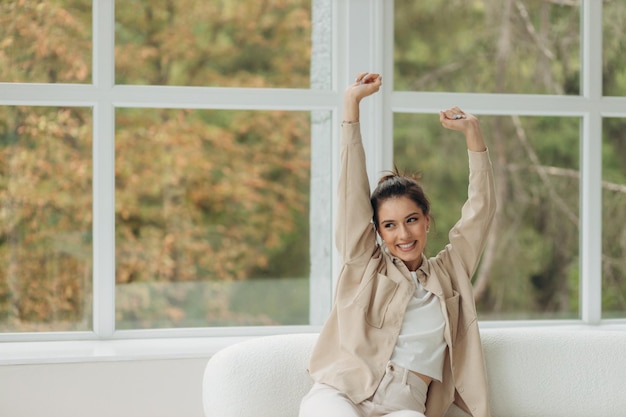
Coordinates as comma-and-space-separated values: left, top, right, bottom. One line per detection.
458, 387, 464, 393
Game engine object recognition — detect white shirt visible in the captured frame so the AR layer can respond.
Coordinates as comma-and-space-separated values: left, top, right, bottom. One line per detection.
390, 271, 446, 381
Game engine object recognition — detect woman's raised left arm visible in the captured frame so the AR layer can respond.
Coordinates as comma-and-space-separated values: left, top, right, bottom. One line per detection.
438, 107, 496, 276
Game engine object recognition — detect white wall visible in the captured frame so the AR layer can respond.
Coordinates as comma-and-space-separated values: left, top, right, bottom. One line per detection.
0, 358, 209, 417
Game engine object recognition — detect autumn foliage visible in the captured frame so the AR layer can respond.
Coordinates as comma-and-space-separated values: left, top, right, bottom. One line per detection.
0, 0, 312, 331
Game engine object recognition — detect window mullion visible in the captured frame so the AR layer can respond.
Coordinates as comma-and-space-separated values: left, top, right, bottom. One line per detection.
380, 0, 394, 173
92, 0, 116, 338
579, 0, 603, 324
580, 114, 602, 324
343, 0, 386, 189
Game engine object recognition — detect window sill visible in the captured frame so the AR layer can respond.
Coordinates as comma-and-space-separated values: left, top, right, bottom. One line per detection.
0, 336, 252, 365
0, 325, 323, 365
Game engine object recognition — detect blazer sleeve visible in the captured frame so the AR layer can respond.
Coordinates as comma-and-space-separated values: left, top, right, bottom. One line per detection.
335, 122, 378, 264
442, 150, 497, 277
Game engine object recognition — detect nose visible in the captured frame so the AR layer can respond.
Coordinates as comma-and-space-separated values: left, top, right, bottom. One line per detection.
399, 223, 411, 239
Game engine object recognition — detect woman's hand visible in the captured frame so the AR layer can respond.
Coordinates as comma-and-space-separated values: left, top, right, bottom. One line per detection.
347, 72, 382, 102
343, 72, 382, 123
439, 106, 487, 152
439, 106, 478, 132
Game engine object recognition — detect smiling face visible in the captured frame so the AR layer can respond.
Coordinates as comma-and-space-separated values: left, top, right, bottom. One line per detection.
377, 196, 430, 271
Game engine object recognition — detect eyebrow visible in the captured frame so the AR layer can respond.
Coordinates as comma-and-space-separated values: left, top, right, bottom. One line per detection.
380, 211, 421, 225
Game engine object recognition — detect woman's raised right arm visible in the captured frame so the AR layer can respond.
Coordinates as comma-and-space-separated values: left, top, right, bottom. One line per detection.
335, 73, 382, 263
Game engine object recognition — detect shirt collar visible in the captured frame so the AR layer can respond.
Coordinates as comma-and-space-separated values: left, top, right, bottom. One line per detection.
390, 253, 430, 278
417, 253, 430, 277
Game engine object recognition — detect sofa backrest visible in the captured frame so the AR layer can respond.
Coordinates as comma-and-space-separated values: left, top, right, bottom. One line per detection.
202, 328, 626, 417
482, 327, 625, 417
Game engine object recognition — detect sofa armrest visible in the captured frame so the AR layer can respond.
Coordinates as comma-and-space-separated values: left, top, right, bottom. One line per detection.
203, 333, 317, 417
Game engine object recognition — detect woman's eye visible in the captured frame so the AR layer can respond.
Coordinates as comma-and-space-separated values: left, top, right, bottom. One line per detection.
407, 217, 418, 223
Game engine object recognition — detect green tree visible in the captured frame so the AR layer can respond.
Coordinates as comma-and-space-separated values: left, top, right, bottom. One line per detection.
394, 0, 626, 319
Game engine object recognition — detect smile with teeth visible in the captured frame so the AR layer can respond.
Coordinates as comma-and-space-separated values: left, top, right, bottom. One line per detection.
397, 241, 417, 251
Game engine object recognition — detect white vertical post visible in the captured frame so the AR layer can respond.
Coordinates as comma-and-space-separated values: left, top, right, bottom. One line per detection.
579, 0, 603, 324
343, 0, 387, 188
92, 0, 116, 337
309, 0, 334, 325
380, 0, 395, 174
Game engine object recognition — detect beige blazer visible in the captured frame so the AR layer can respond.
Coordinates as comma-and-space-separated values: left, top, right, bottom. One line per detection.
308, 122, 496, 417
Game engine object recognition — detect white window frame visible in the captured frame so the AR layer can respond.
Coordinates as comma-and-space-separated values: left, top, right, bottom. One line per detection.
0, 0, 625, 364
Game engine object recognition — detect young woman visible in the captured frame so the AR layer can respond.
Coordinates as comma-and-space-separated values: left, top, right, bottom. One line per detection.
299, 72, 496, 417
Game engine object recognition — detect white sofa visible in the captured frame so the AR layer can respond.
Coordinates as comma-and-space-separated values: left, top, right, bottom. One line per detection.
202, 327, 626, 417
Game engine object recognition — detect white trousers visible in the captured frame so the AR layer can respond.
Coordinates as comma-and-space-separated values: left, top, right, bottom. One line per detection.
299, 362, 428, 417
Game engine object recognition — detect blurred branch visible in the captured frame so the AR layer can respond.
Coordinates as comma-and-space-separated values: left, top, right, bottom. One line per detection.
515, 0, 555, 61
413, 61, 466, 90
515, 0, 565, 94
511, 115, 579, 225
507, 163, 626, 195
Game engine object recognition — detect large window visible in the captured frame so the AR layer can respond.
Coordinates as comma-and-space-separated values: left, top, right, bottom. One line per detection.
392, 0, 626, 322
0, 0, 333, 339
0, 0, 624, 347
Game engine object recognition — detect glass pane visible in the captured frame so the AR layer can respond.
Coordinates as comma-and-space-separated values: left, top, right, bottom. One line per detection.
115, 108, 312, 329
602, 118, 626, 318
393, 113, 580, 320
394, 0, 580, 94
603, 0, 626, 96
0, 106, 93, 332
115, 0, 315, 88
0, 0, 92, 83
